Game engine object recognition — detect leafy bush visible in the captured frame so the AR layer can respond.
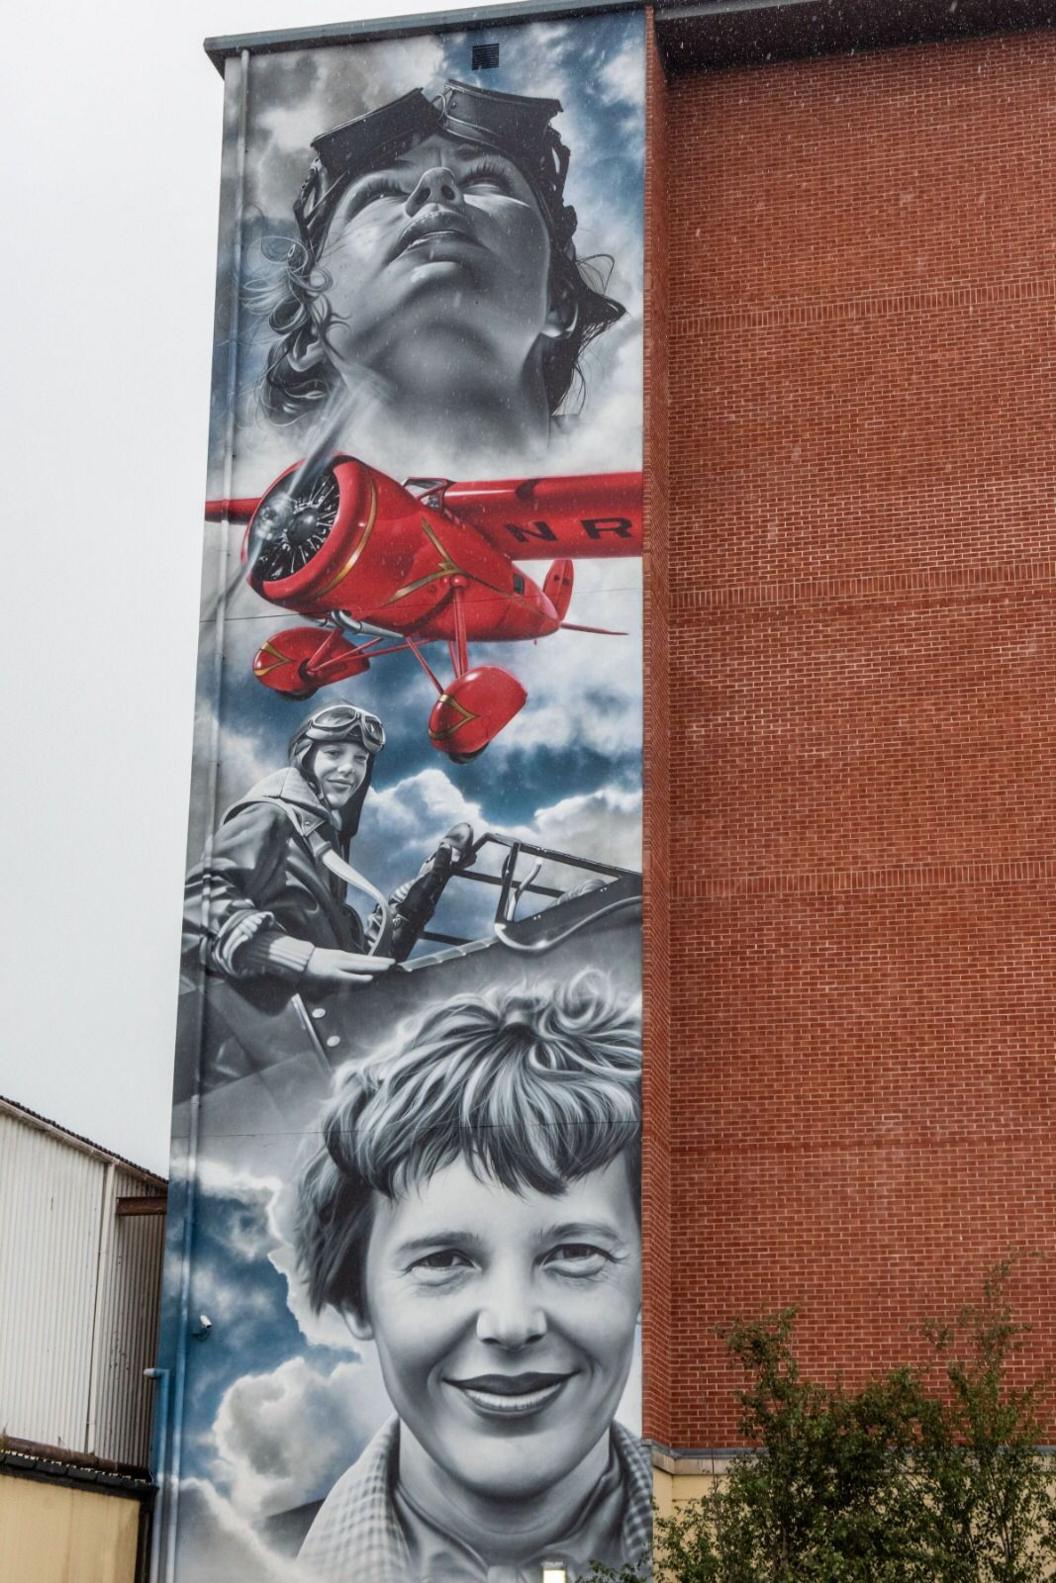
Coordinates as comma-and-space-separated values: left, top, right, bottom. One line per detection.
589, 1263, 1055, 1583
910, 1263, 1056, 1582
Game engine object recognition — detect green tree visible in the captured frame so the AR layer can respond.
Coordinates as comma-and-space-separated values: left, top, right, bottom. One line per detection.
909, 1261, 1056, 1582
587, 1265, 1055, 1583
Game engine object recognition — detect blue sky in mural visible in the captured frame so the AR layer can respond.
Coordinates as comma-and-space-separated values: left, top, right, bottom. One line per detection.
166, 1175, 394, 1557
182, 1201, 301, 1459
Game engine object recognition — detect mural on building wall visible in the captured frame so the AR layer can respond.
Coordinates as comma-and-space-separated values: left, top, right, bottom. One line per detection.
158, 13, 647, 1581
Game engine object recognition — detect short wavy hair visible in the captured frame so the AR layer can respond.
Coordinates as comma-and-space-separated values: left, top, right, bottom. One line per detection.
294, 973, 641, 1321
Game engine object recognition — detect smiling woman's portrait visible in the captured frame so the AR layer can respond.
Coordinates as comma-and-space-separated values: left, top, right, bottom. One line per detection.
293, 974, 649, 1582
252, 79, 625, 476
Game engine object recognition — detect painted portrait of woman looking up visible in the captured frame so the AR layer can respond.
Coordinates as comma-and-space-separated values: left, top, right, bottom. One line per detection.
253, 80, 625, 477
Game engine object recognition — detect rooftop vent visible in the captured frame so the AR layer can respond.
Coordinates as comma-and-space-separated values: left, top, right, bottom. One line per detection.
471, 41, 500, 70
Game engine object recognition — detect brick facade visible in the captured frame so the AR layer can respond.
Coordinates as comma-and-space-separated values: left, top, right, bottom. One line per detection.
645, 26, 1056, 1452
642, 12, 673, 1450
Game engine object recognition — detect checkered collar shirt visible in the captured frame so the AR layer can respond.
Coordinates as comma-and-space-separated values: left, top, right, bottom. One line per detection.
298, 1417, 653, 1582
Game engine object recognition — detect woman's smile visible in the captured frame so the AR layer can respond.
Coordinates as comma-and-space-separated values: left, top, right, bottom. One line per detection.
445, 1370, 576, 1418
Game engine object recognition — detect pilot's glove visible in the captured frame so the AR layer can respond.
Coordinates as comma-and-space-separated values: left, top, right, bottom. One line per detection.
388, 823, 475, 962
429, 822, 476, 879
300, 943, 375, 981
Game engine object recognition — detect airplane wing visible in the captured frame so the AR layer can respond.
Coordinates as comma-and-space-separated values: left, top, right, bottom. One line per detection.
205, 469, 645, 559
427, 472, 643, 561
204, 498, 259, 523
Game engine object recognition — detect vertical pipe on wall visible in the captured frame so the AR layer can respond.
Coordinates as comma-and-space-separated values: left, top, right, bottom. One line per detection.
144, 1368, 171, 1583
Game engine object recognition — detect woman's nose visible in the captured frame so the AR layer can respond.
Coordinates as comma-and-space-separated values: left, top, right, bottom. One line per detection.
405, 165, 463, 215
475, 1274, 547, 1349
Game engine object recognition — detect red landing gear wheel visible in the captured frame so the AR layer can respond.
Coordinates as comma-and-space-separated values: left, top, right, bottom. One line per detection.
428, 667, 527, 761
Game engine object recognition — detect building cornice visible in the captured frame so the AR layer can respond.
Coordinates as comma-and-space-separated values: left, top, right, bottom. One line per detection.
204, 0, 1055, 76
656, 0, 1056, 73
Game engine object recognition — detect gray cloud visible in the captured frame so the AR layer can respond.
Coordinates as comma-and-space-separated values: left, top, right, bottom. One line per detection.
212, 1355, 389, 1518
174, 1479, 301, 1583
534, 784, 642, 873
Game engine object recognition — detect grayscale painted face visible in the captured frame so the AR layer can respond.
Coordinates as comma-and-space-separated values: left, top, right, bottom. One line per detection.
318, 133, 560, 377
309, 741, 371, 811
358, 1156, 641, 1502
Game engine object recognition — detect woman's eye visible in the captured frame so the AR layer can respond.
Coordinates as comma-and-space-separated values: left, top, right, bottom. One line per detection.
348, 178, 405, 215
544, 1243, 610, 1275
464, 165, 510, 194
410, 1249, 471, 1277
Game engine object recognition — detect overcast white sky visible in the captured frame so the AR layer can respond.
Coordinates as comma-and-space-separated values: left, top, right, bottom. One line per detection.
0, 0, 537, 1175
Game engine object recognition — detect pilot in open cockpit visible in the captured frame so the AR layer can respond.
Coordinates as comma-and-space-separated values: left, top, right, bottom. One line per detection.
183, 703, 473, 992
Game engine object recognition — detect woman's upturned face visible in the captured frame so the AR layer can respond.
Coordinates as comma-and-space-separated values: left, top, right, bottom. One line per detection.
358, 1154, 641, 1503
318, 133, 557, 379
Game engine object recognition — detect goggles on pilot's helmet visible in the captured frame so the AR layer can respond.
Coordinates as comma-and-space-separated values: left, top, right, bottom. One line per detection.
289, 704, 386, 759
293, 79, 575, 264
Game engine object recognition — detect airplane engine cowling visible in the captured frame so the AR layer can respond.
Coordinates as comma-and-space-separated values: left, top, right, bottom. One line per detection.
244, 455, 413, 617
428, 668, 527, 762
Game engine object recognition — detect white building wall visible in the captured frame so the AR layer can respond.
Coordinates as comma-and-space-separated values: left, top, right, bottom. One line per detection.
0, 1101, 165, 1467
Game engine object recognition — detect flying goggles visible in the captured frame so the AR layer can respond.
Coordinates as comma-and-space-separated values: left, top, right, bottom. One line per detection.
290, 703, 386, 757
293, 79, 575, 262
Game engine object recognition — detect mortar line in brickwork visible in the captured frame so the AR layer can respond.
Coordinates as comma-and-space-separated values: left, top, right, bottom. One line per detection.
670, 271, 1056, 335
671, 856, 1056, 900
669, 557, 1056, 614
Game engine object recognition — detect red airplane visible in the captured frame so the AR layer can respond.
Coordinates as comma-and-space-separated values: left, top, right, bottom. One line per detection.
206, 455, 642, 762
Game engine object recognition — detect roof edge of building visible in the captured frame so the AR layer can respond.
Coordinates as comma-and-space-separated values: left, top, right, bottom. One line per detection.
0, 1437, 154, 1498
657, 0, 1056, 73
202, 0, 1056, 77
203, 0, 642, 74
0, 1095, 167, 1188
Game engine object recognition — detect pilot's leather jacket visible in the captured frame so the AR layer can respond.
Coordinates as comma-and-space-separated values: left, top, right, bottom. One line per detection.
183, 766, 374, 984
184, 767, 467, 985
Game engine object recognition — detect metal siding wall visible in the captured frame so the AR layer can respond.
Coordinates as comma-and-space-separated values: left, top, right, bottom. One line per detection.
0, 1109, 165, 1467
0, 1110, 105, 1451
93, 1169, 166, 1465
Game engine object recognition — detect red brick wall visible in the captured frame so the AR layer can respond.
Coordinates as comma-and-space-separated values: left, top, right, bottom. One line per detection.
658, 27, 1056, 1449
642, 12, 673, 1449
